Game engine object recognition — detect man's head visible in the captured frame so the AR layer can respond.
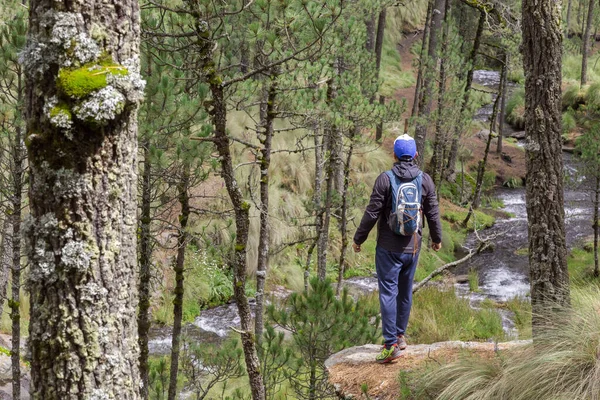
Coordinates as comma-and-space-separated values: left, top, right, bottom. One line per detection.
393, 134, 417, 161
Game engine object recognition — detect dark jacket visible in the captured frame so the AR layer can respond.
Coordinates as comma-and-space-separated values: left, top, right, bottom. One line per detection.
353, 160, 442, 253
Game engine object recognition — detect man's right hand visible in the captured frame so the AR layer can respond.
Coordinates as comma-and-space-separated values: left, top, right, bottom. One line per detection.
352, 242, 361, 253
432, 242, 442, 252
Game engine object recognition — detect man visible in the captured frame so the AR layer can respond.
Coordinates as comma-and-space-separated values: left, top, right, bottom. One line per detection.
353, 134, 442, 364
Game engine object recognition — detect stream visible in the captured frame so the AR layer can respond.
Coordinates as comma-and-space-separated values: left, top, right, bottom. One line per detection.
148, 70, 597, 354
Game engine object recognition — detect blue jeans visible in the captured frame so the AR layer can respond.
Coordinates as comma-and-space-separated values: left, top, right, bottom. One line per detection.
375, 247, 419, 346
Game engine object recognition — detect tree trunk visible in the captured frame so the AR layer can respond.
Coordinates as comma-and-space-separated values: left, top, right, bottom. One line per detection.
208, 74, 266, 400
25, 0, 143, 397
374, 8, 387, 77
365, 12, 377, 53
255, 72, 277, 349
412, 0, 433, 119
522, 0, 570, 334
0, 218, 11, 325
429, 0, 451, 183
463, 57, 507, 226
374, 9, 387, 142
308, 126, 324, 291
581, 0, 595, 85
414, 0, 446, 167
375, 95, 385, 142
594, 175, 599, 276
445, 11, 485, 180
138, 50, 154, 400
318, 124, 337, 280
566, 0, 573, 35
10, 123, 24, 400
497, 53, 509, 154
336, 128, 357, 295
167, 168, 190, 400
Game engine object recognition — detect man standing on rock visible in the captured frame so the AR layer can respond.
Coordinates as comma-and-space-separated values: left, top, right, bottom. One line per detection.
353, 134, 442, 363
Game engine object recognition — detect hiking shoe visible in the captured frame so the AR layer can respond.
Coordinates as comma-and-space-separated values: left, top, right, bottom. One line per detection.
397, 335, 407, 350
375, 343, 401, 364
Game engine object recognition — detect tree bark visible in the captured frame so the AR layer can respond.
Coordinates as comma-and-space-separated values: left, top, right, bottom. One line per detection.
429, 0, 451, 184
594, 175, 599, 276
336, 128, 356, 295
414, 0, 446, 166
581, 0, 595, 85
167, 168, 190, 400
0, 218, 11, 325
374, 8, 387, 142
365, 12, 377, 53
255, 72, 277, 349
25, 0, 143, 397
497, 53, 509, 154
412, 0, 434, 119
10, 124, 24, 400
208, 73, 266, 400
522, 0, 570, 333
445, 11, 485, 180
566, 0, 573, 36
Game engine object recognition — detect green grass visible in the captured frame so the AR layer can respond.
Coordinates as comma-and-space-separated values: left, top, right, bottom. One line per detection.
441, 208, 496, 232
506, 87, 525, 129
468, 269, 480, 292
563, 52, 600, 84
504, 296, 532, 339
407, 287, 505, 344
568, 246, 598, 284
410, 286, 600, 400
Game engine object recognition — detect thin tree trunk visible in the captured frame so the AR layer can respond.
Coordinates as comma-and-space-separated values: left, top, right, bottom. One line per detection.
25, 0, 143, 396
567, 0, 573, 35
138, 50, 154, 400
0, 218, 11, 325
167, 168, 190, 400
497, 53, 509, 154
308, 126, 324, 291
374, 8, 387, 142
208, 73, 266, 400
522, 0, 570, 334
445, 11, 486, 180
594, 175, 599, 276
463, 58, 507, 226
318, 125, 336, 280
430, 0, 451, 183
412, 0, 434, 118
336, 128, 356, 295
365, 12, 377, 52
10, 124, 24, 400
255, 72, 277, 349
581, 0, 595, 85
414, 0, 446, 166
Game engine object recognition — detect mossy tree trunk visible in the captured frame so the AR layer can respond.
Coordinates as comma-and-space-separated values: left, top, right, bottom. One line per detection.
374, 8, 387, 142
167, 167, 190, 400
497, 53, 509, 154
522, 0, 570, 334
256, 71, 278, 350
24, 0, 143, 398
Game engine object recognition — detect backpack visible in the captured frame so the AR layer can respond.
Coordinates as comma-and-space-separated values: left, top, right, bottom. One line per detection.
384, 170, 423, 236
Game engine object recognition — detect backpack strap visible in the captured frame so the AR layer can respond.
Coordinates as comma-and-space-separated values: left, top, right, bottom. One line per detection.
384, 170, 398, 205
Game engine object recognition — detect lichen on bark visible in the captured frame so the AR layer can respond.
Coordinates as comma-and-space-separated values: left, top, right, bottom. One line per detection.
24, 1, 143, 398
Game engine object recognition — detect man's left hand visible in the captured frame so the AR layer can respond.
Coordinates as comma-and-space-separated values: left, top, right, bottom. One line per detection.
352, 242, 361, 253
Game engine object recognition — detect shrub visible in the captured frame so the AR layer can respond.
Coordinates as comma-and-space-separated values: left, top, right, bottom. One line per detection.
562, 84, 586, 110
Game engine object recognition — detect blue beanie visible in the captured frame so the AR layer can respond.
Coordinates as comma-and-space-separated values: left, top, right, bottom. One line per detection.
393, 134, 417, 159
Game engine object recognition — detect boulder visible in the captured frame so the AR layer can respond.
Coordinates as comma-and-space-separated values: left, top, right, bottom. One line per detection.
509, 131, 526, 140
326, 340, 531, 400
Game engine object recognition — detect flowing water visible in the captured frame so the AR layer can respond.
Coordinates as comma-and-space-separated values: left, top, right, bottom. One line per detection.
148, 70, 597, 353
